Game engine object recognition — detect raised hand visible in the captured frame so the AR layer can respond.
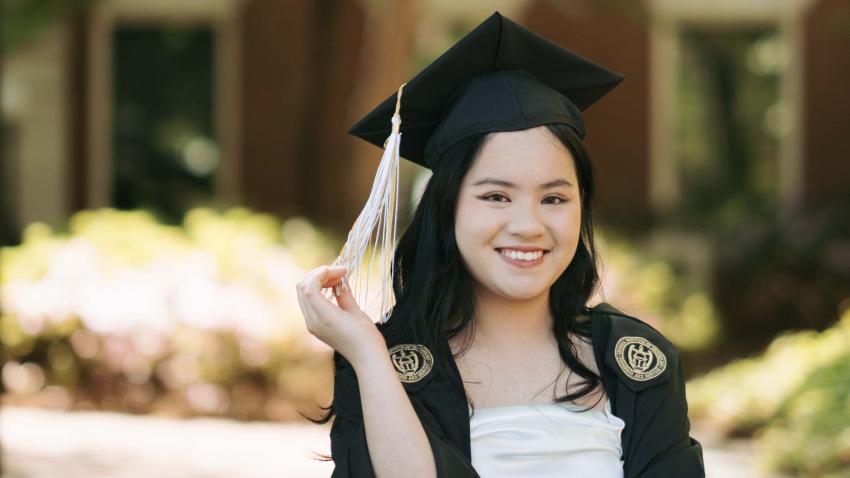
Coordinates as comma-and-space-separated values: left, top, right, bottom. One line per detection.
295, 265, 386, 366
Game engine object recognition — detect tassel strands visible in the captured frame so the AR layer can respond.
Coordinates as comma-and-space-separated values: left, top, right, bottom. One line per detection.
327, 83, 407, 324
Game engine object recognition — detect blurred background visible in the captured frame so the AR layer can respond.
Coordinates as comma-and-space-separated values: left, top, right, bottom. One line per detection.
1, 0, 849, 477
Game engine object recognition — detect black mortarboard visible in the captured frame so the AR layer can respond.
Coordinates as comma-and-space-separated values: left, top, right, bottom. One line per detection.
348, 11, 624, 169
329, 12, 623, 324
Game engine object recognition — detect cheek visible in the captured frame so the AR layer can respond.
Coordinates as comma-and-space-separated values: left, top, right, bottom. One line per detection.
553, 205, 582, 245
456, 197, 495, 236
567, 208, 582, 235
454, 200, 502, 273
454, 198, 478, 253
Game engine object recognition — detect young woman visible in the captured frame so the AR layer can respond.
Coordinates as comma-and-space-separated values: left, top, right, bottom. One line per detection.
297, 12, 705, 478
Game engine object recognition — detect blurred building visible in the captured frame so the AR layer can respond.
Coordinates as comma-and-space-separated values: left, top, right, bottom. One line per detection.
2, 0, 849, 243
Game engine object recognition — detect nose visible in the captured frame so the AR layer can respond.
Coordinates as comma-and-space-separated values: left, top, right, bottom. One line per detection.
504, 197, 546, 238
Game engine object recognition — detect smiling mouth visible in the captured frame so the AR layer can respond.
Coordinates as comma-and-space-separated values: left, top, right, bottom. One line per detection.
495, 248, 549, 264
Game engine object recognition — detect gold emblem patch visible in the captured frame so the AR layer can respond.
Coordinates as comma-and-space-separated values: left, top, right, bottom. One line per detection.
388, 344, 434, 383
614, 336, 667, 381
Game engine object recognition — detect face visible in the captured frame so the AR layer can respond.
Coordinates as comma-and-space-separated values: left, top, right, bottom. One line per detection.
454, 125, 582, 302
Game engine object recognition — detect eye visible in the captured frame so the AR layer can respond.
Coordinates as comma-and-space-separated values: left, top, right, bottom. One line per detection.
543, 196, 568, 205
479, 194, 568, 205
481, 193, 509, 202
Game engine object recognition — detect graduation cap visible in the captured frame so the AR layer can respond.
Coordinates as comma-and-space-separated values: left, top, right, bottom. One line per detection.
349, 11, 624, 169
328, 11, 624, 324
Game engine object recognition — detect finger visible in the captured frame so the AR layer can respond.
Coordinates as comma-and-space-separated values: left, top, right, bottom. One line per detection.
296, 285, 317, 324
298, 268, 337, 319
300, 265, 346, 296
319, 266, 349, 289
333, 275, 360, 311
312, 265, 348, 288
302, 276, 347, 319
299, 265, 354, 322
299, 285, 337, 341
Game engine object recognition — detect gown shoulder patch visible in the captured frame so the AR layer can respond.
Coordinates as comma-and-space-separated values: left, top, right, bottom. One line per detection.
377, 318, 438, 393
388, 343, 435, 387
331, 319, 438, 419
591, 303, 679, 392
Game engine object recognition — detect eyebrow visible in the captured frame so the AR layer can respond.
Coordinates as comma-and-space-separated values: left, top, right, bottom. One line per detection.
471, 177, 574, 189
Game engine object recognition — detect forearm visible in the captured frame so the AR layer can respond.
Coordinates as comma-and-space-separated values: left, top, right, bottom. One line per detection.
353, 350, 437, 478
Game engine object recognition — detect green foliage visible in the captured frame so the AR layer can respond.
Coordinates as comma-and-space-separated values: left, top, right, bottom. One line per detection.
675, 29, 783, 230
688, 309, 850, 432
2, 0, 99, 51
687, 308, 850, 476
596, 230, 721, 351
756, 351, 850, 477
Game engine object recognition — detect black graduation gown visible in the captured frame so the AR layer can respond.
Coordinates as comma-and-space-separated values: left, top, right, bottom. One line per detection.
328, 303, 706, 477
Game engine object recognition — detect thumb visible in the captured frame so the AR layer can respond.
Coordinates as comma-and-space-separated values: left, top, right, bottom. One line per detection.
334, 275, 361, 312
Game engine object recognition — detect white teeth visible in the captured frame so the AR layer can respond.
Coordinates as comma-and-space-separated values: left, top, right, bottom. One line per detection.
499, 249, 544, 261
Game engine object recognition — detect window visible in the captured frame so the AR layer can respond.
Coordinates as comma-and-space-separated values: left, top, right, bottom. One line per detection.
111, 26, 217, 223
674, 27, 787, 228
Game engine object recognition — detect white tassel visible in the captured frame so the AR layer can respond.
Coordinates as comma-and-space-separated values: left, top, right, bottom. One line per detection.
327, 83, 406, 324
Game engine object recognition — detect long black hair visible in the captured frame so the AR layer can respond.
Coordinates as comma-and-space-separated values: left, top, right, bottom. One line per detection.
305, 122, 603, 445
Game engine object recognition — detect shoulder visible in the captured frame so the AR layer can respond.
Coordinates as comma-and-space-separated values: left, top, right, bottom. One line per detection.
586, 302, 677, 352
586, 302, 681, 392
332, 315, 439, 409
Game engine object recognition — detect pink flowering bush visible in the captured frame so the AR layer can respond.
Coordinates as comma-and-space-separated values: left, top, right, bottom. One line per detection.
1, 208, 338, 421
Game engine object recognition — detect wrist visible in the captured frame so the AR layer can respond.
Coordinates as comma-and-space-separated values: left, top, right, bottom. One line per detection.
350, 341, 391, 375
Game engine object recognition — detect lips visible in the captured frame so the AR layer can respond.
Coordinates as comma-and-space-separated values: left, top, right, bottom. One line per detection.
495, 246, 549, 253
495, 247, 549, 256
495, 248, 548, 267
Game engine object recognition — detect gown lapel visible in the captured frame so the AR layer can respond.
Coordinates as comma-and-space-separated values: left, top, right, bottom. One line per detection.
591, 309, 637, 468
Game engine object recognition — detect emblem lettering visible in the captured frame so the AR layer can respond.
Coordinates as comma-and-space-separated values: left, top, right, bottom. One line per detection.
614, 336, 667, 381
388, 344, 434, 383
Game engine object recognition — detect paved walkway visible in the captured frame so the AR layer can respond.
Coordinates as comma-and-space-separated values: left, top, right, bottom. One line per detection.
1, 407, 782, 477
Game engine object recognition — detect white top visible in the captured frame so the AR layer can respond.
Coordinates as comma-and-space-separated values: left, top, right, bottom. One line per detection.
468, 398, 625, 477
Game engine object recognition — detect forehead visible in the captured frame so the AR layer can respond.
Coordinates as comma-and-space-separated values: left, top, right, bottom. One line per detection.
465, 126, 576, 181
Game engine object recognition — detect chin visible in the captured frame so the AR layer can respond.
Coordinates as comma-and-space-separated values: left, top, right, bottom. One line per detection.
496, 285, 549, 301
509, 292, 546, 301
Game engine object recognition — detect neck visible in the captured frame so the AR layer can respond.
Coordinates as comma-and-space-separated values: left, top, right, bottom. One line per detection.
467, 287, 555, 353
